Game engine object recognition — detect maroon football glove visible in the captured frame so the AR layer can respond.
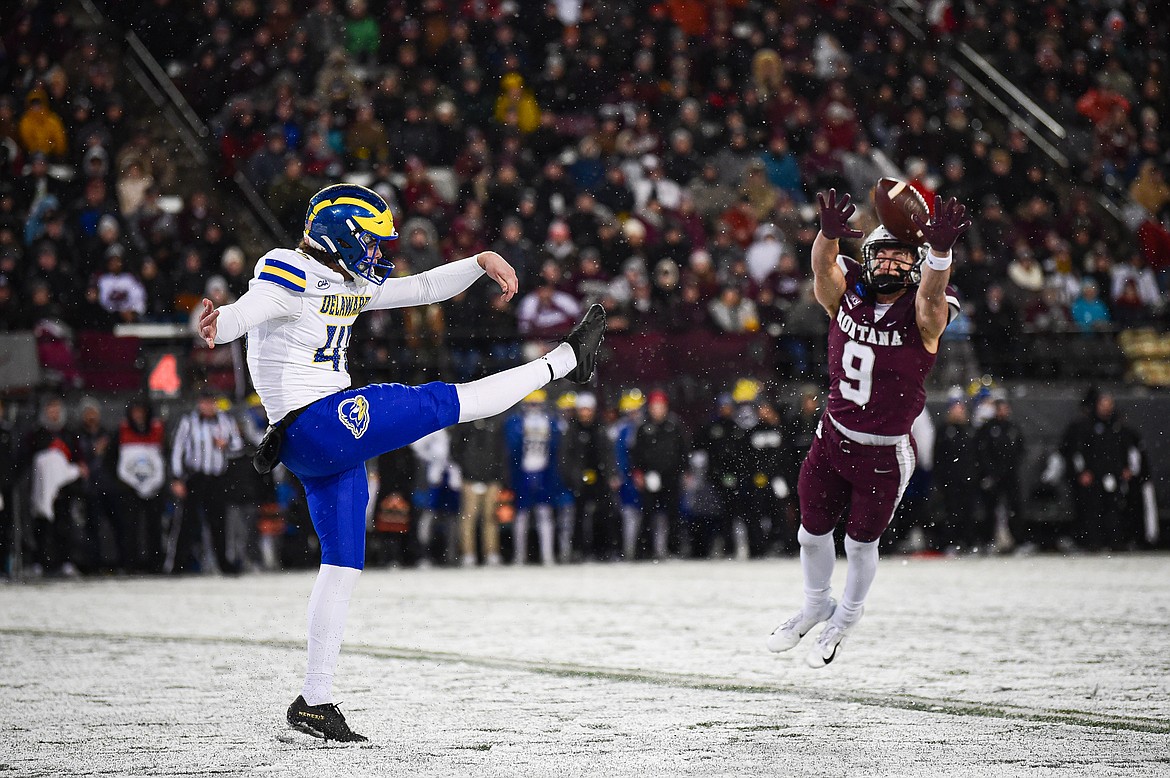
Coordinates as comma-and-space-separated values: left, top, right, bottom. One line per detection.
816, 189, 864, 241
912, 195, 972, 252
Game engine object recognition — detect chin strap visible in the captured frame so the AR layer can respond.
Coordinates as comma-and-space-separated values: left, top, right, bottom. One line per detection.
870, 276, 906, 294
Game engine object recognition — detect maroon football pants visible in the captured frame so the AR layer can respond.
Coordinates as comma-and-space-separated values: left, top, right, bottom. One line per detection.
797, 416, 916, 543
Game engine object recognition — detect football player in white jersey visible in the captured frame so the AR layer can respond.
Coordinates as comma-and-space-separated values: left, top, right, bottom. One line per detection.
197, 183, 605, 741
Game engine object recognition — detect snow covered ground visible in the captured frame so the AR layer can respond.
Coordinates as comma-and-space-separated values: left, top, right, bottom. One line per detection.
2, 554, 1168, 777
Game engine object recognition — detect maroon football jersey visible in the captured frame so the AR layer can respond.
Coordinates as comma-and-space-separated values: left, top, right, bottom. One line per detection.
825, 257, 957, 438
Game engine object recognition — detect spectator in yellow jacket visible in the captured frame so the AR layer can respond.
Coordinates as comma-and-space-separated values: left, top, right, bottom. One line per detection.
18, 88, 68, 159
494, 72, 541, 134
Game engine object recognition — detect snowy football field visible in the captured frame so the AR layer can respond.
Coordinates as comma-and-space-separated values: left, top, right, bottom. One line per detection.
3, 555, 1168, 777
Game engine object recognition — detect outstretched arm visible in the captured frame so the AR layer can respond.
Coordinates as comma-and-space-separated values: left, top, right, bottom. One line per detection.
199, 283, 300, 347
367, 251, 518, 311
913, 195, 971, 350
812, 189, 863, 318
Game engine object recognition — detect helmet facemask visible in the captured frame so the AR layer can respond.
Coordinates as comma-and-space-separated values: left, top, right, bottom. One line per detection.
304, 184, 398, 285
345, 221, 396, 285
861, 229, 926, 294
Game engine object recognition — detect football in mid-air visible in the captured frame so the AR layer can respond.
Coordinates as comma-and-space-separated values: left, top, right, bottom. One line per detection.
873, 177, 930, 246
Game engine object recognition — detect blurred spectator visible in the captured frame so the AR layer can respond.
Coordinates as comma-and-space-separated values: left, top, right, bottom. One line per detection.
218, 101, 265, 178
1061, 391, 1142, 552
505, 391, 560, 565
542, 220, 577, 266
1024, 287, 1074, 332
570, 249, 611, 309
744, 223, 787, 285
934, 400, 978, 553
490, 217, 537, 288
96, 249, 146, 323
495, 72, 541, 134
219, 246, 250, 300
516, 280, 580, 339
0, 397, 13, 572
744, 397, 798, 557
560, 393, 616, 562
115, 396, 167, 573
18, 88, 68, 159
137, 257, 174, 321
169, 389, 244, 574
708, 286, 758, 334
595, 165, 635, 218
760, 134, 804, 203
971, 284, 1021, 377
975, 398, 1026, 552
631, 391, 690, 560
0, 274, 19, 331
71, 398, 123, 572
688, 161, 735, 225
1109, 253, 1162, 316
1129, 160, 1170, 219
343, 0, 379, 65
345, 102, 388, 170
741, 161, 778, 222
1005, 245, 1045, 309
267, 156, 318, 237
1070, 280, 1112, 332
115, 159, 153, 215
25, 397, 84, 577
242, 129, 289, 194
398, 218, 442, 273
450, 414, 504, 567
1110, 278, 1150, 328
409, 428, 458, 566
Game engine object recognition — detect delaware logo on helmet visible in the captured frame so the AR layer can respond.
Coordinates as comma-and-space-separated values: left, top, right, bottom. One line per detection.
338, 395, 371, 439
304, 183, 398, 286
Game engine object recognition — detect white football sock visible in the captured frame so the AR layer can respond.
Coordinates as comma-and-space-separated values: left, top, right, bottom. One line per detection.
542, 342, 578, 379
836, 535, 879, 628
798, 525, 835, 612
302, 563, 361, 706
454, 344, 576, 423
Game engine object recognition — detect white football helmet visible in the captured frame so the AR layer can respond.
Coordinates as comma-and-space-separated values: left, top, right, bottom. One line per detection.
860, 226, 926, 292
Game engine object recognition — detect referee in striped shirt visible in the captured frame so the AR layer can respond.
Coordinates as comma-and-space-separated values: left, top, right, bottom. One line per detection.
169, 388, 244, 574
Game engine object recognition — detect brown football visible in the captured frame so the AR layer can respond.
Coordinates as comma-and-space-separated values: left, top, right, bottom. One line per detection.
873, 177, 930, 246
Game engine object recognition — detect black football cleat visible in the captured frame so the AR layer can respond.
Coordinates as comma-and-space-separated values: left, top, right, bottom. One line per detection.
286, 695, 368, 743
562, 303, 606, 383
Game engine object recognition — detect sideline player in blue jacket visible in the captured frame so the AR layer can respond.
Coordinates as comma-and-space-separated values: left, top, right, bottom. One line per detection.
198, 183, 605, 741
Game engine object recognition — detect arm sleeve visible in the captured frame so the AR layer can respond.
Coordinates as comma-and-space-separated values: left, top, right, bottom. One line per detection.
213, 282, 301, 344
366, 256, 486, 311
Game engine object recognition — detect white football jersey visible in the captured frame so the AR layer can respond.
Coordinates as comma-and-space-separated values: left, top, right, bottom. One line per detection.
213, 248, 486, 422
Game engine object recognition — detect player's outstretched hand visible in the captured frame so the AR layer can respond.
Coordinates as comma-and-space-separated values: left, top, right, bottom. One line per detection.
817, 189, 864, 241
198, 297, 219, 348
912, 195, 972, 253
478, 250, 519, 302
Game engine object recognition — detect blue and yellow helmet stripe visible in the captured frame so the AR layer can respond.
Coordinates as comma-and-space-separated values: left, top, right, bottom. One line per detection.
304, 184, 398, 285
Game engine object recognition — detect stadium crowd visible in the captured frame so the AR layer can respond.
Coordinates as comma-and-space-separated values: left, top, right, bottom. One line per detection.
0, 0, 1167, 575
0, 378, 1157, 578
3, 0, 1169, 382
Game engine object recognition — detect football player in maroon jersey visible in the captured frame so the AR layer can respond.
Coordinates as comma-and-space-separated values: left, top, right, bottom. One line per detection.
767, 188, 969, 667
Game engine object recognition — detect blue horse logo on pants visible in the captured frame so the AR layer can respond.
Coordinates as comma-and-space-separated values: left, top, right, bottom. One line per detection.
338, 395, 370, 438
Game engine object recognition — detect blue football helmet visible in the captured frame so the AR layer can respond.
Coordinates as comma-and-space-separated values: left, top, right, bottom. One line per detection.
304, 183, 398, 284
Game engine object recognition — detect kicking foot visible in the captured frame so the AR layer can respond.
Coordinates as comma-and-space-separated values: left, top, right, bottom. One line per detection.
766, 598, 837, 653
562, 304, 606, 383
287, 695, 368, 742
